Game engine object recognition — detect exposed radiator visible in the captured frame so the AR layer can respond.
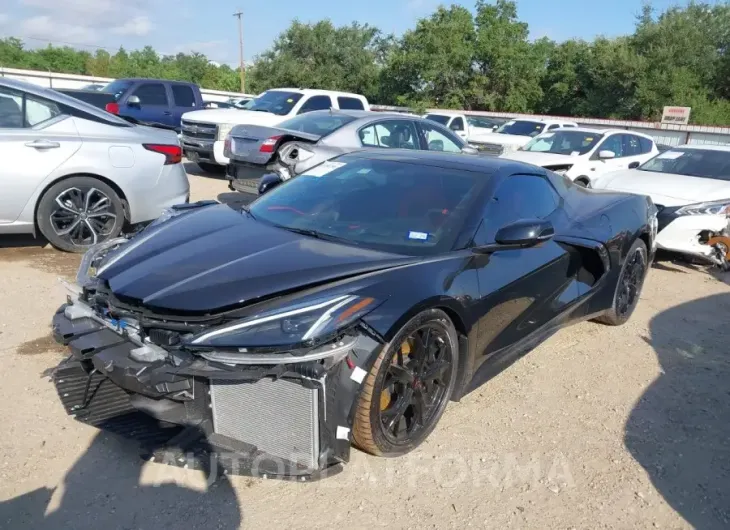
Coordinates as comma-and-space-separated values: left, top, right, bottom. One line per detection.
210, 378, 320, 470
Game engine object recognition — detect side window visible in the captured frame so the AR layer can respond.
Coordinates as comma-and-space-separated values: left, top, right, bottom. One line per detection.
484, 175, 559, 237
25, 96, 62, 127
450, 117, 465, 131
419, 121, 463, 153
298, 95, 332, 114
358, 120, 419, 150
133, 83, 169, 106
547, 124, 560, 131
597, 134, 624, 157
171, 85, 196, 107
0, 87, 24, 128
337, 96, 364, 110
638, 136, 654, 154
622, 134, 643, 157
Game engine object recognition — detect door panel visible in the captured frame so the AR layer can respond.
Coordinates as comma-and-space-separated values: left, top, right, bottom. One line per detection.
473, 241, 572, 356
0, 119, 81, 224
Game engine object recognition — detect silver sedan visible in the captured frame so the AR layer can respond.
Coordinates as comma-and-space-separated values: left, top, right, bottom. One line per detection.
0, 78, 190, 252
224, 110, 478, 194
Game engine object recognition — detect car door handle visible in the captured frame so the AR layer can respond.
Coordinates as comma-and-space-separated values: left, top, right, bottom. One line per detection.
25, 139, 60, 149
163, 111, 172, 116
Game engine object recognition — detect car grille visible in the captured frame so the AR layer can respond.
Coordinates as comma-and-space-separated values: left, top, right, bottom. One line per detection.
210, 378, 320, 470
474, 142, 504, 156
181, 119, 217, 142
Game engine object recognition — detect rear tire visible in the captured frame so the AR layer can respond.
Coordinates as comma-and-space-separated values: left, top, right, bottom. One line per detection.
197, 162, 225, 174
595, 239, 648, 326
352, 309, 458, 457
37, 176, 125, 253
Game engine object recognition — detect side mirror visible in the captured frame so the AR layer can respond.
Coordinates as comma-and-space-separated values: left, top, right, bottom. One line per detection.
492, 125, 499, 131
628, 161, 640, 169
473, 219, 554, 253
258, 173, 284, 195
127, 95, 141, 106
598, 150, 616, 160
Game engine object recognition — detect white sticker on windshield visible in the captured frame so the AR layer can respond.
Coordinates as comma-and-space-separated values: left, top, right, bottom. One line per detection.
570, 151, 580, 156
357, 168, 371, 174
657, 151, 684, 160
408, 231, 429, 241
302, 161, 346, 177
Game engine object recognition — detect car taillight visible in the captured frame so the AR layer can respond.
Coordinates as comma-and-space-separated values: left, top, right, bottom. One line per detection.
105, 102, 120, 114
224, 135, 231, 153
260, 135, 282, 153
143, 144, 182, 165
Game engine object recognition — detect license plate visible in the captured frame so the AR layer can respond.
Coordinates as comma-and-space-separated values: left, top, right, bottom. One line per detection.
186, 151, 200, 162
230, 139, 248, 157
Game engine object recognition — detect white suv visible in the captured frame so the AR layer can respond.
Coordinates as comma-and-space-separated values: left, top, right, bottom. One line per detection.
180, 88, 370, 172
502, 127, 659, 186
470, 118, 578, 156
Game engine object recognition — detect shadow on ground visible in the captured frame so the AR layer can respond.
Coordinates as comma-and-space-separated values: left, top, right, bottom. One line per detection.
626, 292, 730, 529
184, 162, 227, 180
0, 425, 243, 530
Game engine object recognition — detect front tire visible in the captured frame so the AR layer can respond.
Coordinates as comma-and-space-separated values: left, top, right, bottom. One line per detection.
595, 239, 648, 326
36, 177, 125, 253
353, 309, 459, 457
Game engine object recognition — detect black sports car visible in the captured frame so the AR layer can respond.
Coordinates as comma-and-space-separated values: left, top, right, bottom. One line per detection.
51, 150, 657, 480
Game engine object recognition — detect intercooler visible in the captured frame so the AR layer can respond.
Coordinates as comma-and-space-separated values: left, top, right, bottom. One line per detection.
210, 378, 320, 470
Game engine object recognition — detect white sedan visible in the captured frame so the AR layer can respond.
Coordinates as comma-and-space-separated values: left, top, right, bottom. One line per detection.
501, 128, 658, 186
591, 144, 730, 269
0, 78, 190, 252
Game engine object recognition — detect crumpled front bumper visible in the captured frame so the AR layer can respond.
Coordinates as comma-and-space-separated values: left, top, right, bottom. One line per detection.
51, 303, 381, 480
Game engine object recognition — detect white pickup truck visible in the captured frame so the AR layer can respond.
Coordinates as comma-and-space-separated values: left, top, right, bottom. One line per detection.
423, 111, 505, 142
180, 88, 370, 172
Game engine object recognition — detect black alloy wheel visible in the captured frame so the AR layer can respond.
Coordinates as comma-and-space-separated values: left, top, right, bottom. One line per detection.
353, 309, 459, 456
595, 238, 647, 326
37, 177, 125, 253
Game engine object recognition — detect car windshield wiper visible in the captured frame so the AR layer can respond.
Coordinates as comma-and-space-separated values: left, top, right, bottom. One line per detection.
250, 108, 272, 113
281, 226, 361, 246
240, 204, 256, 219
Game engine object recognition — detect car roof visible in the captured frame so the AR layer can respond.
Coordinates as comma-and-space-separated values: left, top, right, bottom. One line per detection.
341, 148, 546, 176
676, 144, 730, 152
269, 88, 368, 99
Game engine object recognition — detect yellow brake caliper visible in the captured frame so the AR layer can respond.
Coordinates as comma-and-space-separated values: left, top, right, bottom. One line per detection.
380, 340, 411, 410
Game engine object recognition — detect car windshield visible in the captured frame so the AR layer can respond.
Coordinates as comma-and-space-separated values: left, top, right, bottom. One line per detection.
246, 91, 304, 116
248, 156, 487, 256
425, 114, 451, 126
466, 117, 499, 128
100, 80, 133, 101
495, 120, 545, 137
521, 131, 603, 155
638, 148, 730, 181
277, 112, 357, 136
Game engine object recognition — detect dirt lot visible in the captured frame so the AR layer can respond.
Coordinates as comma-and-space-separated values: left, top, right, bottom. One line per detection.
1, 166, 728, 530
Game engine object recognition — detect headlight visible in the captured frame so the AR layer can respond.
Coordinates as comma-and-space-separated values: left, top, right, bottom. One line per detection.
76, 237, 128, 287
676, 199, 730, 216
189, 295, 380, 349
217, 123, 235, 141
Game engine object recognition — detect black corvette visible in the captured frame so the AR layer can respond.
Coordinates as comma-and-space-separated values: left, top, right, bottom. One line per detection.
51, 150, 657, 479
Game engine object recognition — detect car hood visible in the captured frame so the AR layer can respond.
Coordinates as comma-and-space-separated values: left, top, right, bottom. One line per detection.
499, 151, 578, 166
96, 204, 416, 313
592, 169, 730, 206
181, 109, 284, 126
469, 132, 531, 147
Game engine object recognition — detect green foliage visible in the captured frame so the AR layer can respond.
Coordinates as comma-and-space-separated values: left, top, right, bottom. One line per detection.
2, 1, 730, 124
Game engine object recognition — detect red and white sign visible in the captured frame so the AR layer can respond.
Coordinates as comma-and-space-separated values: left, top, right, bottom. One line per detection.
661, 106, 691, 125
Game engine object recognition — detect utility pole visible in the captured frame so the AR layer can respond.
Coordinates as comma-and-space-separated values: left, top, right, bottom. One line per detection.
233, 10, 245, 93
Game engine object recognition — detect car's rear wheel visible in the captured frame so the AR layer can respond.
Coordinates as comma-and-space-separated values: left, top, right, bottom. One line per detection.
353, 309, 458, 457
595, 238, 648, 326
37, 177, 125, 253
197, 162, 225, 174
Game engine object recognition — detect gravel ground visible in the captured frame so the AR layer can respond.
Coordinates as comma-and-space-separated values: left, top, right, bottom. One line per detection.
0, 165, 728, 530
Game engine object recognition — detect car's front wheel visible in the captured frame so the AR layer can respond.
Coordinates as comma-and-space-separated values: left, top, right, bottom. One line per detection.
37, 176, 125, 253
353, 309, 458, 457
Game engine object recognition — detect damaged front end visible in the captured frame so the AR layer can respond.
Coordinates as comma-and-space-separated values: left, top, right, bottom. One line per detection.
52, 238, 387, 480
